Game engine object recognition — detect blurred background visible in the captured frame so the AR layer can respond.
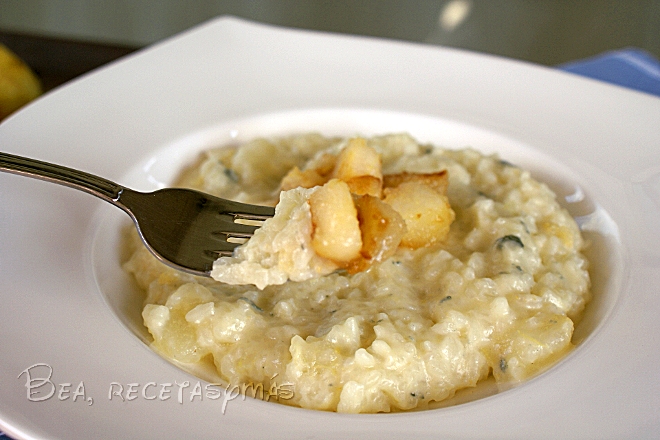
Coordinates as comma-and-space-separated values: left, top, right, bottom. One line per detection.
0, 0, 659, 93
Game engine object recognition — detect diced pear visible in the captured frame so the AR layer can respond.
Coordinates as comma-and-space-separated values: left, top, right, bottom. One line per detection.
383, 170, 449, 195
383, 181, 455, 248
309, 179, 362, 263
279, 153, 337, 191
333, 137, 382, 196
280, 167, 327, 191
346, 195, 406, 274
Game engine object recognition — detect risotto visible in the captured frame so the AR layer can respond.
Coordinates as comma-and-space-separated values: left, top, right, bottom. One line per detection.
123, 133, 591, 413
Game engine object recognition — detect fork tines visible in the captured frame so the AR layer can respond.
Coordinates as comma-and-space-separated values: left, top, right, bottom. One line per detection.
210, 201, 275, 258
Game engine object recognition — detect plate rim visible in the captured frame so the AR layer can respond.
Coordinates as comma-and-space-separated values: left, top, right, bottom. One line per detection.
1, 16, 659, 440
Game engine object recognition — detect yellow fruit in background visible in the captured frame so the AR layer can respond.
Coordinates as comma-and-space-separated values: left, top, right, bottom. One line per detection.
0, 44, 42, 120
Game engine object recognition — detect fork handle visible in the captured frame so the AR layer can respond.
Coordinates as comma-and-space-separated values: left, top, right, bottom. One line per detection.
0, 152, 123, 202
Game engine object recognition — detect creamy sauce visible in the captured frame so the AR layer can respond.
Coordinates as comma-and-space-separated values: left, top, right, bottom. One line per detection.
123, 133, 590, 413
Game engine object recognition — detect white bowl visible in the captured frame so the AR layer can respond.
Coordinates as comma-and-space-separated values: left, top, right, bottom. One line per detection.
1, 17, 659, 439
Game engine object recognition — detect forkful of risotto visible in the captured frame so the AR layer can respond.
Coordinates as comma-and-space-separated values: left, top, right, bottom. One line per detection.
211, 137, 455, 289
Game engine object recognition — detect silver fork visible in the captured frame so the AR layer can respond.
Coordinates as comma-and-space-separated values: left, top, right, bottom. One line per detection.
0, 152, 275, 276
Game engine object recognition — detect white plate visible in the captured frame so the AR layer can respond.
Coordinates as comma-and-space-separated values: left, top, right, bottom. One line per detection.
1, 17, 659, 439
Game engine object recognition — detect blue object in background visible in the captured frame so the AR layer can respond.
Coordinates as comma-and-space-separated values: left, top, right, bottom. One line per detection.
559, 48, 660, 97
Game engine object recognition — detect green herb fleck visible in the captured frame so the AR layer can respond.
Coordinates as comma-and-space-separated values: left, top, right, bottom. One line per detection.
499, 358, 508, 372
495, 235, 524, 250
238, 297, 263, 312
440, 295, 452, 303
224, 168, 239, 182
520, 220, 530, 234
